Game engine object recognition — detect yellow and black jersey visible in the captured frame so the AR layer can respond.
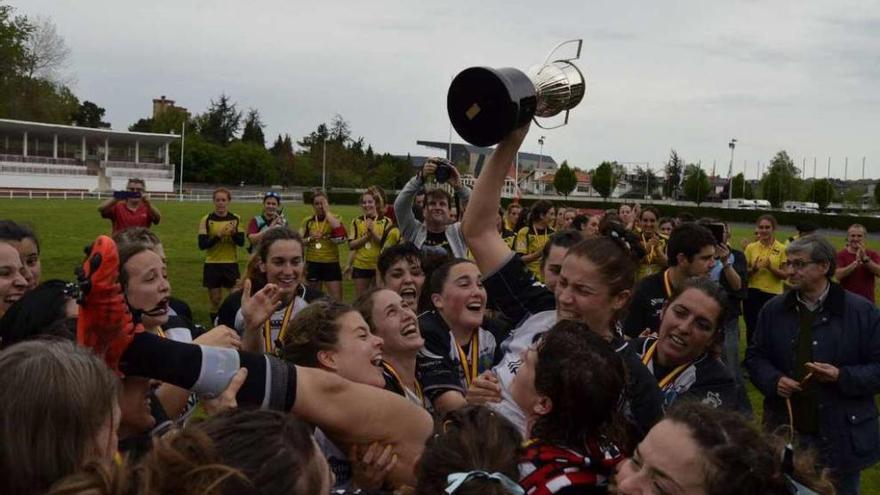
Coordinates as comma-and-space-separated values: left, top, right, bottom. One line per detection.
515, 226, 552, 280
198, 212, 244, 263
349, 216, 396, 270
301, 215, 346, 263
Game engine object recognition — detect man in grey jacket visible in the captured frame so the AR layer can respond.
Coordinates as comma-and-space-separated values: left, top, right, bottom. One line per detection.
745, 234, 880, 495
394, 158, 471, 261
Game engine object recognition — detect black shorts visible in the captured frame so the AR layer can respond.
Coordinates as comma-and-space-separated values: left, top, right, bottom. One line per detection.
306, 261, 342, 282
351, 267, 376, 280
203, 263, 240, 289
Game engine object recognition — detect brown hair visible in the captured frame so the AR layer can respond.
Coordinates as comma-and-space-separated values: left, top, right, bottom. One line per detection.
757, 214, 777, 230
213, 187, 231, 201
112, 228, 161, 250
0, 339, 120, 495
353, 286, 387, 332
363, 186, 386, 218
415, 406, 522, 495
666, 402, 834, 495
280, 299, 358, 367
192, 409, 325, 495
532, 320, 630, 452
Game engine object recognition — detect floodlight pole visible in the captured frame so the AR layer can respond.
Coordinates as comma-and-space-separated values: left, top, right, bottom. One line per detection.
178, 121, 186, 201
727, 139, 737, 200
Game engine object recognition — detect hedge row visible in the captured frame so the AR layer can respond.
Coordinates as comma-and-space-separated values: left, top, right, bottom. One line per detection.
304, 191, 880, 232
501, 198, 880, 232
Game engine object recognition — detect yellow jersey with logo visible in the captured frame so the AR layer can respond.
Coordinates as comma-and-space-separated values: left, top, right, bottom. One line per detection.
638, 230, 668, 279
301, 215, 344, 263
745, 239, 787, 294
199, 212, 243, 264
515, 226, 552, 281
349, 216, 395, 270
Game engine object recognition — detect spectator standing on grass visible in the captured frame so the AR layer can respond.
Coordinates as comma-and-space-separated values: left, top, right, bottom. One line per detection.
98, 178, 161, 234
394, 158, 471, 266
301, 191, 346, 301
514, 200, 555, 282
702, 219, 753, 415
743, 214, 788, 344
835, 223, 880, 304
198, 187, 244, 322
745, 235, 880, 495
246, 191, 287, 253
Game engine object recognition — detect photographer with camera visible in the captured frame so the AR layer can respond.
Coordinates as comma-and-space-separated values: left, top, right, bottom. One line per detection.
97, 178, 161, 234
393, 158, 470, 264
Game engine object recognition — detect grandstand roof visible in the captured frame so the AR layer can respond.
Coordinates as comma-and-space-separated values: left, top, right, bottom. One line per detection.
0, 118, 179, 144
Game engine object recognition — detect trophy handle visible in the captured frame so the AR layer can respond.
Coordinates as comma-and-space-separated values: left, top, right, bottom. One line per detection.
532, 110, 571, 130
541, 39, 583, 65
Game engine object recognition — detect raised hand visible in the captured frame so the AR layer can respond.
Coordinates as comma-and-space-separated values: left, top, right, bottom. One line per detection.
241, 278, 284, 332
194, 325, 242, 349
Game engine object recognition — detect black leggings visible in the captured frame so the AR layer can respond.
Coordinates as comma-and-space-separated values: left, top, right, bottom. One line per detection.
743, 288, 777, 345
120, 332, 296, 411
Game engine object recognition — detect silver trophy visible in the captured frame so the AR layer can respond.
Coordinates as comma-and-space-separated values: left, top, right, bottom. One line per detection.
447, 40, 586, 147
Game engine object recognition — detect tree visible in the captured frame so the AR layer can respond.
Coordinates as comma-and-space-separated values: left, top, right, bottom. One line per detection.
682, 165, 710, 204
760, 150, 801, 208
803, 179, 835, 210
730, 173, 754, 199
22, 16, 70, 83
0, 4, 33, 80
842, 185, 865, 208
663, 149, 684, 199
329, 114, 351, 143
197, 94, 241, 146
632, 165, 660, 198
591, 161, 618, 199
71, 100, 110, 128
241, 108, 265, 147
553, 160, 577, 197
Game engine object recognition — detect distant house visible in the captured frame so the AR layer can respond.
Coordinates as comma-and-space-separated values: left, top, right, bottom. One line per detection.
416, 140, 557, 176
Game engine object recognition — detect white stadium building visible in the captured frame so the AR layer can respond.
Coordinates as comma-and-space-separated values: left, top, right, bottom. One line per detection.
0, 118, 179, 193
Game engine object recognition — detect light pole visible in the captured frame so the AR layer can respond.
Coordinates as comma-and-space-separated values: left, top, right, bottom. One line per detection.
322, 135, 327, 191
728, 138, 737, 200
538, 136, 545, 170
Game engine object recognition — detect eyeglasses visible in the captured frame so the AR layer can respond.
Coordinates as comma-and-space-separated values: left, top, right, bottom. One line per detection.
786, 260, 817, 270
264, 192, 281, 201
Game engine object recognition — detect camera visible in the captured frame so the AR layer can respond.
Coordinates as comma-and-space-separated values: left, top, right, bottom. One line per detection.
428, 158, 454, 184
113, 190, 141, 200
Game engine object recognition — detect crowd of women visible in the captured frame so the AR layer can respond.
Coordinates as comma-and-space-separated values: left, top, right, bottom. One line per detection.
0, 125, 844, 495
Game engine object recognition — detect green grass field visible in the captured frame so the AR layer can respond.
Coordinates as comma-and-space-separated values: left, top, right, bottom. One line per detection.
1, 198, 878, 490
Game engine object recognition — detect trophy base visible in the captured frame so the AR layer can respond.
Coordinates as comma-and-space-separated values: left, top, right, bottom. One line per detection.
447, 67, 537, 147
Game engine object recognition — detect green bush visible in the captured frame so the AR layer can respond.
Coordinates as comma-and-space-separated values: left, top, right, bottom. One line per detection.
501, 198, 880, 231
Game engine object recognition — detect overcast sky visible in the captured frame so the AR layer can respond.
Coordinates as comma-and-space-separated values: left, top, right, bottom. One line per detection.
18, 0, 880, 180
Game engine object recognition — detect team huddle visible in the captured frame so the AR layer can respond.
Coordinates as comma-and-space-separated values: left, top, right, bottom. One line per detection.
1, 126, 879, 495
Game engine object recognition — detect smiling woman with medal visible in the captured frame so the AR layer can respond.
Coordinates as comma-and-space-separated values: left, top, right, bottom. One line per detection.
301, 190, 347, 301
632, 277, 737, 410
217, 227, 324, 355
348, 187, 399, 298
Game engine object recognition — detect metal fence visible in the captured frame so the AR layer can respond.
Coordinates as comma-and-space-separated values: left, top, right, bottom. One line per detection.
0, 190, 303, 202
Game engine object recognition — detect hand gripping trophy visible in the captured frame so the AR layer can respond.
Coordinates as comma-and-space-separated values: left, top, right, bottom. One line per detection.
447, 39, 587, 147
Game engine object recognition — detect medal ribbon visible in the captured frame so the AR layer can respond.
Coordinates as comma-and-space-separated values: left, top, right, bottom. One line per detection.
641, 340, 691, 390
662, 269, 673, 298
454, 332, 480, 388
264, 299, 297, 352
382, 361, 424, 404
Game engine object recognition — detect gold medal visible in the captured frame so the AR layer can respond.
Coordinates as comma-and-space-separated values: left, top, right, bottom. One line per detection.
366, 242, 372, 249
315, 242, 322, 249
